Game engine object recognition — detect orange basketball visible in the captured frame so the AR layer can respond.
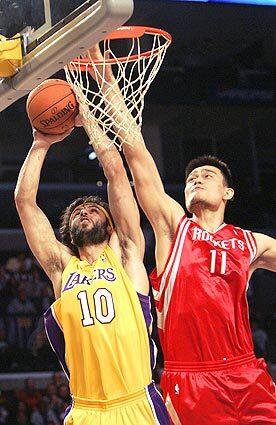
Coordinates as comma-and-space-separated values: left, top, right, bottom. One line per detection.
26, 79, 78, 134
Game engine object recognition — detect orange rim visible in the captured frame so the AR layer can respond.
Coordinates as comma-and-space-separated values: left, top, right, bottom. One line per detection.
69, 26, 172, 69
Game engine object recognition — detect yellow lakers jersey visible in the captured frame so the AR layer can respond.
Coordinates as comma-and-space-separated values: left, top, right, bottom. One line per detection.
44, 245, 155, 400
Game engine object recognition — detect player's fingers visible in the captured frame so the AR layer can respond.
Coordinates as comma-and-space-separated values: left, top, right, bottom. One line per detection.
32, 128, 48, 140
33, 127, 73, 145
75, 114, 83, 127
86, 43, 102, 60
58, 127, 75, 140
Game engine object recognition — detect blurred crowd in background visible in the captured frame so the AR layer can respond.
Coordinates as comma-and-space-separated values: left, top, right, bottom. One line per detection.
0, 373, 70, 425
0, 254, 57, 374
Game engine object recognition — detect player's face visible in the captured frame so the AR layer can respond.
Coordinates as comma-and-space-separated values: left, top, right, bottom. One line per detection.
70, 203, 110, 246
185, 166, 232, 213
71, 204, 106, 228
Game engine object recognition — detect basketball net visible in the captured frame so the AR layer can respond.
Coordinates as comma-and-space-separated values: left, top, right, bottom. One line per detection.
64, 26, 172, 148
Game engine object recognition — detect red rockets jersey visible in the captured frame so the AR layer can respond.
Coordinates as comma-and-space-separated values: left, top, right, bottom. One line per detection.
150, 215, 258, 363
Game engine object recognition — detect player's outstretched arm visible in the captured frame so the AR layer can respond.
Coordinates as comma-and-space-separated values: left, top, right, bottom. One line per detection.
251, 233, 276, 272
79, 114, 149, 294
14, 129, 72, 297
86, 45, 184, 235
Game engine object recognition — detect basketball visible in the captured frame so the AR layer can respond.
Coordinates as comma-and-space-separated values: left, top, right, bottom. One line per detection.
26, 79, 78, 134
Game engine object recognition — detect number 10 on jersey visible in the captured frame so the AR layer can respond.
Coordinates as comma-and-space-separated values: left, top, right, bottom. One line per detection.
77, 289, 115, 326
210, 250, 227, 275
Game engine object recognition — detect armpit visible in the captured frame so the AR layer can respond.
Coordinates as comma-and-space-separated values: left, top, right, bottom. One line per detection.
119, 237, 131, 266
44, 256, 63, 275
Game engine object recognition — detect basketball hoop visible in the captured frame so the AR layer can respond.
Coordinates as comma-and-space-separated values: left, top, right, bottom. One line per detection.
64, 26, 172, 148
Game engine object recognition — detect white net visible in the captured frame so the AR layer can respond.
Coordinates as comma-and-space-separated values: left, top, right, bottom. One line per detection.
64, 27, 171, 148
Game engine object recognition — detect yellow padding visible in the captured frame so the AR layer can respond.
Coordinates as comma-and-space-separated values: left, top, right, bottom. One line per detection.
0, 33, 23, 77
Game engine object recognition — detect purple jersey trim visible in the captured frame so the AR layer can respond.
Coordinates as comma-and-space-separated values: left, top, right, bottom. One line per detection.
63, 400, 73, 424
44, 306, 70, 379
146, 382, 170, 424
137, 293, 157, 370
137, 292, 152, 328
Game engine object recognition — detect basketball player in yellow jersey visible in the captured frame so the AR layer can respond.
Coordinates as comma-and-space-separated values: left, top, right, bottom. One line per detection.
14, 112, 170, 424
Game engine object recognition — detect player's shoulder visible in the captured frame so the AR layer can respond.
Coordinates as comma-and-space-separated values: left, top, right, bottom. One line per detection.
225, 223, 253, 236
60, 243, 75, 268
219, 224, 257, 252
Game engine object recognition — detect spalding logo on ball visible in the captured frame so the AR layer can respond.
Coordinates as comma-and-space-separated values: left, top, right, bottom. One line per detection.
26, 79, 78, 134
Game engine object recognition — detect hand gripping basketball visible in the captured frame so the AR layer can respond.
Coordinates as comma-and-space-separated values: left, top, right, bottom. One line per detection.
32, 127, 74, 147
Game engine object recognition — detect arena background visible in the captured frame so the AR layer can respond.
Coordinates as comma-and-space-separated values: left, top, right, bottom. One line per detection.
0, 0, 276, 423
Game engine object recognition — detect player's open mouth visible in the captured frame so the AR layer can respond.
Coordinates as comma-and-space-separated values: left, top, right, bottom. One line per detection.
80, 218, 89, 223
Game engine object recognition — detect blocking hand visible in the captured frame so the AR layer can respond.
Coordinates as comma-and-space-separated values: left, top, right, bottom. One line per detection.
85, 44, 114, 82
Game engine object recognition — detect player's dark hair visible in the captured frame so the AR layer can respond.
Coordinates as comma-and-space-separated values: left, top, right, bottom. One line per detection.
59, 195, 113, 256
185, 155, 233, 187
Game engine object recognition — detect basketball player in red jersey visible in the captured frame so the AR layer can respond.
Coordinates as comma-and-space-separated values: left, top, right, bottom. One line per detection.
123, 150, 276, 424
87, 45, 276, 424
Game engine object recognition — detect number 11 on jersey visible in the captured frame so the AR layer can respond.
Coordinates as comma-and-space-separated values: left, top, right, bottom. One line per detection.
210, 250, 227, 274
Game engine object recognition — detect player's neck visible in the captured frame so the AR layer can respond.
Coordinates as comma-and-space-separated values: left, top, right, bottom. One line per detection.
192, 208, 225, 233
78, 241, 108, 264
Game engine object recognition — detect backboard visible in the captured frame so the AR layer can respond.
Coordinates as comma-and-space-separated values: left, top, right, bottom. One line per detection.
0, 0, 134, 111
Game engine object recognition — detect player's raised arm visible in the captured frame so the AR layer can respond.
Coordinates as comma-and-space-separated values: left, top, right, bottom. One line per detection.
78, 113, 148, 294
86, 45, 184, 235
251, 233, 276, 272
14, 130, 72, 296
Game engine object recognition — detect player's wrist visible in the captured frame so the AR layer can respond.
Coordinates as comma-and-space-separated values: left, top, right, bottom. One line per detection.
32, 127, 73, 148
32, 136, 52, 150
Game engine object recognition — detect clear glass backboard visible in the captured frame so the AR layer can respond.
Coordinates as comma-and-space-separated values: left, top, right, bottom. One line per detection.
0, 0, 134, 111
0, 0, 93, 40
